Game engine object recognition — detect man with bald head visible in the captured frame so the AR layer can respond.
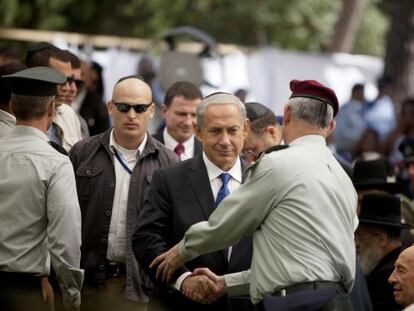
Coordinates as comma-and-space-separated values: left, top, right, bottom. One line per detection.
388, 245, 414, 309
70, 75, 179, 310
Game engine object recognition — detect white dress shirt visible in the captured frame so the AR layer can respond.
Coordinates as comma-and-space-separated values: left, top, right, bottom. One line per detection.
163, 127, 195, 161
53, 103, 83, 151
0, 109, 16, 138
107, 130, 147, 263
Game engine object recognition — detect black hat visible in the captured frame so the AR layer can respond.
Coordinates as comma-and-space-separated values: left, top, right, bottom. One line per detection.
353, 159, 404, 194
245, 102, 276, 122
2, 66, 66, 97
399, 137, 414, 164
359, 193, 410, 228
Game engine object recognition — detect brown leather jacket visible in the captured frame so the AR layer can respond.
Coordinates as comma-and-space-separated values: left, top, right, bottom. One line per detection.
69, 129, 179, 302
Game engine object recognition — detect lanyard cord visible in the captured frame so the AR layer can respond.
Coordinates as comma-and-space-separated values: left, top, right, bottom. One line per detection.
113, 149, 133, 175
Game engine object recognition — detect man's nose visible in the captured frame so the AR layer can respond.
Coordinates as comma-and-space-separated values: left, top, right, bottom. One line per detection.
127, 108, 137, 119
219, 132, 232, 144
388, 269, 397, 284
183, 114, 194, 126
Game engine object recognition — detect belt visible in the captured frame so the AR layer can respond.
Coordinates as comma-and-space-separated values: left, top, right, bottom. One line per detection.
105, 263, 126, 278
0, 271, 42, 287
273, 281, 340, 297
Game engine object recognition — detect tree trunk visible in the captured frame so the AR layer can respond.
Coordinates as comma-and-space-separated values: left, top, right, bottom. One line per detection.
327, 0, 369, 53
383, 0, 414, 105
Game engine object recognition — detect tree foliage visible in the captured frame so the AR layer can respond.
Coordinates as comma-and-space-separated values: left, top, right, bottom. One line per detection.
0, 0, 389, 56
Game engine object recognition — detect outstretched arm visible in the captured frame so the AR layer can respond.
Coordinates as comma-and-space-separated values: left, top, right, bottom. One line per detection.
150, 157, 277, 282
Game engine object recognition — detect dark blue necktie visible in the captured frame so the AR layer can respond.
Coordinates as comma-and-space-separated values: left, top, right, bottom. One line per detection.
215, 173, 231, 207
215, 173, 232, 260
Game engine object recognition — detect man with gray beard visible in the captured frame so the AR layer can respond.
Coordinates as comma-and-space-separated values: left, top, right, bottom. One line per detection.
356, 193, 410, 310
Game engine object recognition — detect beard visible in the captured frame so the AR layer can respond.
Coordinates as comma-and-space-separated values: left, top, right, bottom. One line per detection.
358, 245, 383, 275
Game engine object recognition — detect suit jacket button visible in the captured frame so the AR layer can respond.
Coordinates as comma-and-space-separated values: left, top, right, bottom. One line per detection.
99, 264, 105, 271
109, 183, 115, 189
101, 238, 107, 244
105, 210, 111, 216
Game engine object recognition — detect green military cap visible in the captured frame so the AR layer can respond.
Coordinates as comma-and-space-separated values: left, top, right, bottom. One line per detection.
2, 66, 66, 97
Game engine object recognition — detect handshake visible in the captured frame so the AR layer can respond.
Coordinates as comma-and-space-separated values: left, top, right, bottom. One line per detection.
180, 268, 227, 304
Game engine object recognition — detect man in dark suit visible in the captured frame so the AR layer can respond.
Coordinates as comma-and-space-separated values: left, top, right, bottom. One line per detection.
153, 81, 203, 160
133, 92, 253, 310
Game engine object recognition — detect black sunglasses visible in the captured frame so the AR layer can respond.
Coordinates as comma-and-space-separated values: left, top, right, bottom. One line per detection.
64, 76, 84, 88
113, 102, 152, 113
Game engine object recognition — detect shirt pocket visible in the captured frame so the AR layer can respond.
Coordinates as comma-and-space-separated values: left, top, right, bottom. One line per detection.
75, 165, 104, 199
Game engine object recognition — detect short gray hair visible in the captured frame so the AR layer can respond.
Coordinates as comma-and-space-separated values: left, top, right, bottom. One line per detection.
196, 92, 246, 128
287, 97, 333, 128
11, 94, 54, 120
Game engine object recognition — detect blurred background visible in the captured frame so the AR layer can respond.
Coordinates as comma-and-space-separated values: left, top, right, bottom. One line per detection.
0, 0, 412, 116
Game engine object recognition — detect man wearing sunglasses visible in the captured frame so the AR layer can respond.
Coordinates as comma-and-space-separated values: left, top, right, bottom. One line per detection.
69, 75, 179, 310
25, 42, 83, 152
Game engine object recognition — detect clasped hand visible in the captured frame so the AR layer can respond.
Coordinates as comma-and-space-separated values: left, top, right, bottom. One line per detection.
181, 268, 226, 304
150, 246, 227, 304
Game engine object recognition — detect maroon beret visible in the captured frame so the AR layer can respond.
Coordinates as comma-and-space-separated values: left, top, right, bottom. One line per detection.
289, 79, 339, 117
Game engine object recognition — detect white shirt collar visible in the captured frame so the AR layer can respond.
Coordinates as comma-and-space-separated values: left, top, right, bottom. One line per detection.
109, 129, 147, 157
202, 151, 242, 183
163, 127, 195, 151
289, 134, 326, 147
0, 109, 16, 122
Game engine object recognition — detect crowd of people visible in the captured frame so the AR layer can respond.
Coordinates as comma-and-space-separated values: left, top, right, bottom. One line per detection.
0, 42, 414, 311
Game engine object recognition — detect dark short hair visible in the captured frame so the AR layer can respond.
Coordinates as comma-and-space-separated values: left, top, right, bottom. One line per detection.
25, 43, 70, 67
11, 94, 53, 120
401, 97, 414, 111
0, 62, 27, 105
66, 50, 81, 69
164, 81, 202, 107
352, 83, 364, 94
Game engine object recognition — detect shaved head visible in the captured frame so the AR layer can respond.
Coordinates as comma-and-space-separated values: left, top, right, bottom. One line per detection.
108, 76, 154, 149
112, 76, 152, 103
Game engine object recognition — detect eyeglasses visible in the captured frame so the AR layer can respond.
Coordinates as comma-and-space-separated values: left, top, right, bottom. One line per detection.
64, 76, 84, 88
113, 102, 152, 113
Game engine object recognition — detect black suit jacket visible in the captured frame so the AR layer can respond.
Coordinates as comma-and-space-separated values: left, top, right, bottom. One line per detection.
133, 155, 253, 310
152, 130, 203, 157
366, 246, 404, 311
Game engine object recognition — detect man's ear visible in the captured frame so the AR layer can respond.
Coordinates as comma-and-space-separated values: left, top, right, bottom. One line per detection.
327, 119, 336, 137
265, 125, 281, 141
107, 101, 113, 116
195, 124, 203, 142
283, 105, 291, 125
8, 101, 14, 115
243, 119, 250, 139
47, 100, 55, 118
148, 102, 155, 119
161, 104, 168, 118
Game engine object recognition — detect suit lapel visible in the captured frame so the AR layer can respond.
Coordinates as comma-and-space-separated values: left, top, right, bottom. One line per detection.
187, 155, 215, 219
193, 137, 203, 157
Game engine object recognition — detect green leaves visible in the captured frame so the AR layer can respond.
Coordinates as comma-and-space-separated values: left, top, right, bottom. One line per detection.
0, 0, 389, 56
